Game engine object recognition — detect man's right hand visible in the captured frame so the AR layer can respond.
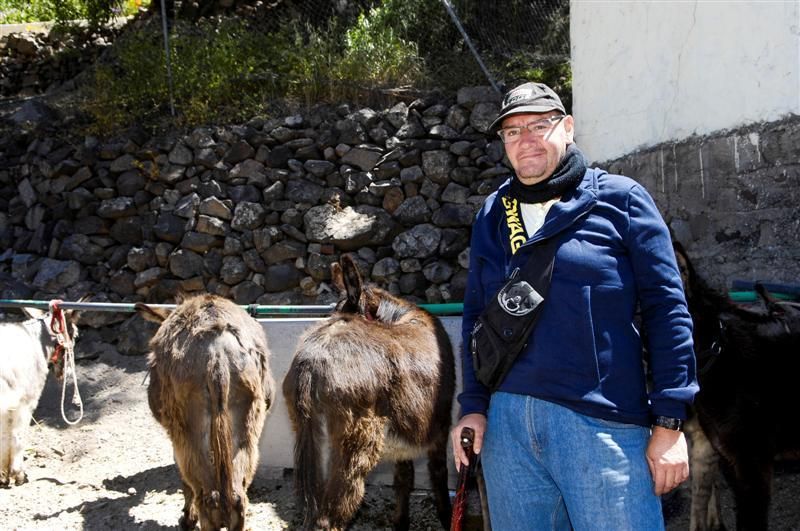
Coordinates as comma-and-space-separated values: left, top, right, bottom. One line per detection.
451, 413, 487, 471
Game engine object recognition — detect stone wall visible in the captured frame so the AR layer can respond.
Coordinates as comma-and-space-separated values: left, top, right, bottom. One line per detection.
0, 28, 116, 98
0, 88, 506, 318
3, 89, 798, 357
603, 115, 800, 290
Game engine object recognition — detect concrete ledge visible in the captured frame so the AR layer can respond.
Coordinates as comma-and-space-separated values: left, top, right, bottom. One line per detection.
0, 17, 131, 38
257, 316, 464, 489
0, 22, 55, 38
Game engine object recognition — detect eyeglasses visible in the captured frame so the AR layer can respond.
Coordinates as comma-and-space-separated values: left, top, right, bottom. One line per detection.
497, 115, 566, 144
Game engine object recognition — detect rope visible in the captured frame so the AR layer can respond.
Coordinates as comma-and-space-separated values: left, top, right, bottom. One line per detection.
49, 300, 84, 426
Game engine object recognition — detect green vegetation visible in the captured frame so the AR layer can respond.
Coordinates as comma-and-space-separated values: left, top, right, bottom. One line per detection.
0, 0, 147, 25
502, 54, 573, 113
74, 0, 571, 134
84, 4, 427, 132
86, 18, 272, 131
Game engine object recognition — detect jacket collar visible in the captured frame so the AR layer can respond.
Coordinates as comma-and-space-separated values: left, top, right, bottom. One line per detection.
498, 168, 599, 251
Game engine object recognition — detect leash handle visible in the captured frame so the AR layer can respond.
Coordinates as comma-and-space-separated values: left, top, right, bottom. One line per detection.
460, 427, 475, 453
451, 427, 477, 531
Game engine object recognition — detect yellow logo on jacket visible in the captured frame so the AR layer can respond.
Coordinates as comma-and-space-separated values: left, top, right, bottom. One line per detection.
501, 196, 526, 254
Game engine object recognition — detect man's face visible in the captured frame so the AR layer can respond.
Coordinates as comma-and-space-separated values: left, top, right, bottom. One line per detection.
501, 112, 574, 185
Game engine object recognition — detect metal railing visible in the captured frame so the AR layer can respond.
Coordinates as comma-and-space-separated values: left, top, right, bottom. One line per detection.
0, 299, 466, 316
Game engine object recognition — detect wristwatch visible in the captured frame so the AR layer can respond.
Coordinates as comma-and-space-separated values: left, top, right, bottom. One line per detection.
652, 415, 683, 431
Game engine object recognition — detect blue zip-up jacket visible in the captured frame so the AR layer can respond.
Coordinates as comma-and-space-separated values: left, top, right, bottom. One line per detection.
458, 168, 699, 426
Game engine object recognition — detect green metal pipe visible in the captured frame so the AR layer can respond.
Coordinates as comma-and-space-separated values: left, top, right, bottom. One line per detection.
419, 302, 464, 315
0, 299, 466, 317
3, 295, 795, 317
727, 291, 796, 303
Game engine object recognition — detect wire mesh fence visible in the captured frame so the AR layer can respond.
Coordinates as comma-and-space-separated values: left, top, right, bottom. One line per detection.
1, 1, 571, 131
161, 0, 571, 94
447, 0, 570, 80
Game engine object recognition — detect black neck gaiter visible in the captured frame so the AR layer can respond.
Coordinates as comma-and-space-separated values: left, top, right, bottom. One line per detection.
509, 143, 588, 204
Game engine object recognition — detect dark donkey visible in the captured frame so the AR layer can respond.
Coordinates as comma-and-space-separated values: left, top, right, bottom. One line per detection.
283, 254, 455, 531
674, 241, 800, 531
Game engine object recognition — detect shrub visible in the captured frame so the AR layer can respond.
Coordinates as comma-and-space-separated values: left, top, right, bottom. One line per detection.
501, 54, 572, 112
0, 0, 69, 24
83, 5, 426, 133
0, 0, 147, 25
84, 18, 281, 131
338, 5, 424, 90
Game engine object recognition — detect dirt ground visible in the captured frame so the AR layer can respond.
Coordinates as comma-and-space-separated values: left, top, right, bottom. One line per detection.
2, 344, 799, 531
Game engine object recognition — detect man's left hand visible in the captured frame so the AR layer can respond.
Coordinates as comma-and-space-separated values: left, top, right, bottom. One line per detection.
646, 426, 689, 495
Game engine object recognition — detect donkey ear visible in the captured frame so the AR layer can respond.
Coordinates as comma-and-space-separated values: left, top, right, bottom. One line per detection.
672, 238, 687, 257
174, 291, 189, 304
64, 294, 91, 322
672, 240, 695, 276
22, 307, 46, 319
330, 261, 345, 294
135, 302, 169, 324
754, 282, 772, 302
340, 254, 363, 307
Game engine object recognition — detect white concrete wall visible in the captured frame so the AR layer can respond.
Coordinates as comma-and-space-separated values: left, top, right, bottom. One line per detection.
257, 317, 464, 489
571, 1, 800, 162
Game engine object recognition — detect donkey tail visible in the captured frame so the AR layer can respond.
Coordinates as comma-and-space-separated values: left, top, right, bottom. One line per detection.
208, 354, 237, 526
285, 360, 323, 526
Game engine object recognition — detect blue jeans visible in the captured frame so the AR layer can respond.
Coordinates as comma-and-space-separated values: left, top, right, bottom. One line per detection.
481, 392, 664, 531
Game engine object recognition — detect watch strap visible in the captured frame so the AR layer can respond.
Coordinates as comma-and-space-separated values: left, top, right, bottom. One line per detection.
652, 415, 683, 431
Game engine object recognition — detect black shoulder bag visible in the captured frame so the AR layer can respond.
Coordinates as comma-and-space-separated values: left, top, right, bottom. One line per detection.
470, 236, 559, 391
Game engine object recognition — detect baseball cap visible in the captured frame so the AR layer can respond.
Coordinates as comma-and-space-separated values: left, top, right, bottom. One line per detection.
489, 82, 567, 131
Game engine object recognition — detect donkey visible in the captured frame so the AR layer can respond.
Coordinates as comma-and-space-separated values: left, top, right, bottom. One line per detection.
674, 241, 800, 531
136, 294, 274, 531
283, 254, 455, 531
0, 305, 79, 487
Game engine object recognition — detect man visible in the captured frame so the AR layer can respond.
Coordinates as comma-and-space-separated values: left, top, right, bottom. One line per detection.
451, 82, 698, 530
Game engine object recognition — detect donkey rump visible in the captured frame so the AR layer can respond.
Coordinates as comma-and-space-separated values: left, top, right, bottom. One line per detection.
283, 254, 455, 531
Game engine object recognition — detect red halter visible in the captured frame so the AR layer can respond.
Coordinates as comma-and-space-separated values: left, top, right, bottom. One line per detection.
48, 299, 70, 368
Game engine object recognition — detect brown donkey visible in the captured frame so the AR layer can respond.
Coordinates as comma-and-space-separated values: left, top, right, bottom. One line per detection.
283, 254, 455, 530
137, 294, 274, 531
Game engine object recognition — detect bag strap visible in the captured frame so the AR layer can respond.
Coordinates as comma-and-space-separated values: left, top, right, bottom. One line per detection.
514, 236, 560, 301
476, 236, 561, 391
500, 196, 528, 254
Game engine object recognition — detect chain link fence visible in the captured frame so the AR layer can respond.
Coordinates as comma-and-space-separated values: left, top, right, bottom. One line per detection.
446, 0, 570, 85
161, 0, 570, 96
272, 0, 570, 92
0, 1, 570, 130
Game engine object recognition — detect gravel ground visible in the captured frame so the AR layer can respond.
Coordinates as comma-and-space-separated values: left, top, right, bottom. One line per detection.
2, 344, 798, 530
0, 345, 443, 531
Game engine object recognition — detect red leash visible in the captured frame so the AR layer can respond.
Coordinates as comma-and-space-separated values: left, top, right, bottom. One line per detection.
48, 299, 68, 368
451, 427, 477, 531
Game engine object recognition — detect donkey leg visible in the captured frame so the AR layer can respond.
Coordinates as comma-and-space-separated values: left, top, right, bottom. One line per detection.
707, 482, 726, 531
0, 410, 12, 486
178, 480, 198, 530
319, 416, 384, 530
721, 453, 772, 531
229, 491, 245, 531
427, 440, 452, 530
687, 417, 726, 531
393, 460, 414, 531
8, 403, 35, 485
734, 462, 772, 531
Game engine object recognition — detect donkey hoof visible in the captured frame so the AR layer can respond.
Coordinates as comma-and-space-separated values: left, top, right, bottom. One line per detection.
178, 514, 197, 530
11, 470, 27, 486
